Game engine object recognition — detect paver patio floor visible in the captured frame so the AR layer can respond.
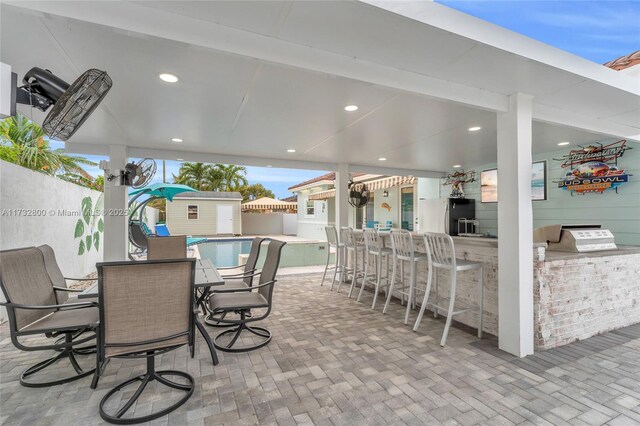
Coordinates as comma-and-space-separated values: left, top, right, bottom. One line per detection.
1, 273, 639, 425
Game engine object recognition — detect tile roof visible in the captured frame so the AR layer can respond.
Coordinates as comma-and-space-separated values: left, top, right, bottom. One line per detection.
604, 50, 640, 71
288, 172, 367, 191
288, 172, 336, 191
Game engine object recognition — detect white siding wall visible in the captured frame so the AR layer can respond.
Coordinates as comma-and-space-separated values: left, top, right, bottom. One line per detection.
296, 190, 331, 240
166, 199, 241, 236
439, 145, 640, 245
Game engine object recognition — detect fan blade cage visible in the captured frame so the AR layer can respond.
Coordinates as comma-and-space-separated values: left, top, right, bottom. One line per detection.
43, 69, 112, 141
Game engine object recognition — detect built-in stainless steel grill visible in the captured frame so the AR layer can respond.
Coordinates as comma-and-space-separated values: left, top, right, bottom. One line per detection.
533, 224, 617, 253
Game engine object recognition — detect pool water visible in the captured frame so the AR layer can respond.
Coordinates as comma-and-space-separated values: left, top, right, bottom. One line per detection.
197, 239, 334, 268
197, 239, 253, 267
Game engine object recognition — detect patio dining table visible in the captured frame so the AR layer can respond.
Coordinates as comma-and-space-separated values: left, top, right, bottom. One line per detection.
79, 259, 224, 365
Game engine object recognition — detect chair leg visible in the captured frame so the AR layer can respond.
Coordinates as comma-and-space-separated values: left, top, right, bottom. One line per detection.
330, 247, 340, 291
433, 271, 439, 319
399, 260, 405, 306
20, 332, 96, 388
371, 255, 382, 309
213, 312, 272, 353
383, 256, 397, 314
357, 252, 370, 302
348, 249, 359, 298
320, 245, 331, 286
440, 270, 457, 347
413, 264, 433, 332
99, 355, 194, 424
404, 261, 416, 325
478, 266, 484, 339
336, 248, 347, 293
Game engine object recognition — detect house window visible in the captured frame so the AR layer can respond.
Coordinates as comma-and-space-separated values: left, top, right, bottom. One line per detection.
306, 200, 315, 216
187, 205, 198, 220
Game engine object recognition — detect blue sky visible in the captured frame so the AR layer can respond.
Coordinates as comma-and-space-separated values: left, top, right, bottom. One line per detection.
48, 143, 323, 199
437, 0, 640, 64
56, 1, 638, 199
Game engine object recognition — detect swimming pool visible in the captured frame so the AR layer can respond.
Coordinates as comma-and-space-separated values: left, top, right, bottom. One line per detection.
197, 238, 253, 267
197, 238, 334, 268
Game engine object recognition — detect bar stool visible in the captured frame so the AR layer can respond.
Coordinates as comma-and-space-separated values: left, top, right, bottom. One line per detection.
357, 228, 392, 309
413, 232, 484, 346
321, 226, 345, 289
339, 227, 366, 298
383, 229, 429, 325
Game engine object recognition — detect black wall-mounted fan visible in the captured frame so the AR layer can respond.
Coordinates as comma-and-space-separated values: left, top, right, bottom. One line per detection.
106, 158, 156, 188
124, 158, 157, 189
15, 67, 112, 141
348, 180, 369, 208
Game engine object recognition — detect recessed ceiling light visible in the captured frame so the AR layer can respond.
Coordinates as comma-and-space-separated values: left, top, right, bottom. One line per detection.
468, 126, 482, 132
378, 157, 387, 161
171, 138, 183, 143
159, 73, 179, 83
176, 158, 184, 161
344, 105, 359, 112
287, 149, 296, 153
453, 164, 462, 168
558, 141, 570, 146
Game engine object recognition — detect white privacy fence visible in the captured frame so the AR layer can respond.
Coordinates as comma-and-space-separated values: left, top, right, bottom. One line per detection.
241, 212, 297, 235
0, 161, 105, 321
0, 160, 158, 322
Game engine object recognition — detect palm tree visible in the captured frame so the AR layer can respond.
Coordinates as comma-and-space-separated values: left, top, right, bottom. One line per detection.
215, 164, 248, 191
173, 162, 221, 191
239, 183, 275, 202
0, 113, 95, 178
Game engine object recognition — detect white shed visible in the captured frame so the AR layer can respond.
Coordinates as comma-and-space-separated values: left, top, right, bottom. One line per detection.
165, 191, 242, 236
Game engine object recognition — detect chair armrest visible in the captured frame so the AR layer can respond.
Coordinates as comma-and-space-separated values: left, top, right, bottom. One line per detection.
53, 286, 85, 293
216, 263, 247, 270
211, 280, 276, 294
221, 269, 258, 278
0, 300, 98, 310
64, 277, 98, 281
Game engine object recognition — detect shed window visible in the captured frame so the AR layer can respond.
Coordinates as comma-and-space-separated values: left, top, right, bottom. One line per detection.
187, 205, 198, 220
306, 200, 315, 216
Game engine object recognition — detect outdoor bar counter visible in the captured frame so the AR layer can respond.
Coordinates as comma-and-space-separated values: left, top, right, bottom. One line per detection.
369, 234, 640, 350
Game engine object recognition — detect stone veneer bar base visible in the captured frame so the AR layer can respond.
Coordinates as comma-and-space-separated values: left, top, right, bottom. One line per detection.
353, 234, 640, 351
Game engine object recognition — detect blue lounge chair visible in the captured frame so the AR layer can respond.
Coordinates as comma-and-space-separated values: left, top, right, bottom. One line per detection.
153, 224, 207, 246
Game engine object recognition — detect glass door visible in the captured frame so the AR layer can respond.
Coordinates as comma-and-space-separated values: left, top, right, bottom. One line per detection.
400, 187, 414, 231
365, 193, 375, 228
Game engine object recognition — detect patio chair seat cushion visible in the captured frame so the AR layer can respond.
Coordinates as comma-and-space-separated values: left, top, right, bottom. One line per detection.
208, 292, 268, 312
217, 279, 249, 290
65, 296, 98, 304
19, 307, 99, 334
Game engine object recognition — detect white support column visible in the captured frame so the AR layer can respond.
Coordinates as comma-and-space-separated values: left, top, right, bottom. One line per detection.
497, 93, 535, 357
334, 163, 350, 231
103, 145, 129, 261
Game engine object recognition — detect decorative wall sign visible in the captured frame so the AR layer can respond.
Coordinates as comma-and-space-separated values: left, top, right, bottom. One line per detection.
381, 202, 391, 211
480, 161, 547, 203
443, 170, 476, 199
555, 140, 632, 195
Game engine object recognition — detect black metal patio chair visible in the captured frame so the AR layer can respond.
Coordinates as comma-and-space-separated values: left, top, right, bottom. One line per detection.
37, 244, 97, 354
146, 235, 187, 260
204, 236, 265, 326
90, 258, 197, 424
0, 247, 99, 387
205, 239, 286, 352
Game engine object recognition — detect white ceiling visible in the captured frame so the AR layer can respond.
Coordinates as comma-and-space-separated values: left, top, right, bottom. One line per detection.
1, 2, 635, 174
